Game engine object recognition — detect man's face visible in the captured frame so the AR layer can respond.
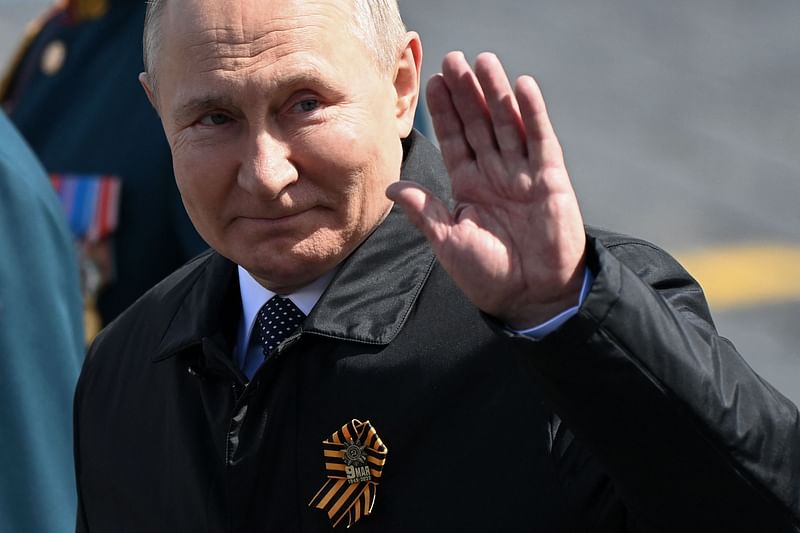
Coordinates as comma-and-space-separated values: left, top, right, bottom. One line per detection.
146, 0, 417, 293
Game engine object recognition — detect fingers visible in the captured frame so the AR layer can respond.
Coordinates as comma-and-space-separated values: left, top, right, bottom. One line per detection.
515, 75, 565, 169
439, 51, 497, 155
434, 52, 507, 179
473, 53, 526, 157
427, 51, 567, 191
385, 181, 452, 246
426, 74, 474, 173
430, 52, 562, 180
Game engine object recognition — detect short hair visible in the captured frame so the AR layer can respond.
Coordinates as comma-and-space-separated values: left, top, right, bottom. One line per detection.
350, 0, 408, 76
143, 0, 407, 84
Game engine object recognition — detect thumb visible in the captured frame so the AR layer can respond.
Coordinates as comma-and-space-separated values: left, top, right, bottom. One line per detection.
386, 181, 453, 246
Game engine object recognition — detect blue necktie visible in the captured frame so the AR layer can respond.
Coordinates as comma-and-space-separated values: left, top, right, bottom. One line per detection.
255, 295, 305, 358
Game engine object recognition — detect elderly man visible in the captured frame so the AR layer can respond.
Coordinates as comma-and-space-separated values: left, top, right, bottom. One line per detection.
74, 0, 800, 531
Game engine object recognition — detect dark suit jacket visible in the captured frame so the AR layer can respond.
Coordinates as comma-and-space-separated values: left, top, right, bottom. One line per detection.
75, 132, 800, 532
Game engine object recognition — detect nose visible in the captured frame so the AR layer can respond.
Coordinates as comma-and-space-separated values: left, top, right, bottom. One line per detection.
238, 131, 298, 199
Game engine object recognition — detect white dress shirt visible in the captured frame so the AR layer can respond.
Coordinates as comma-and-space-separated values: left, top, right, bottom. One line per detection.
234, 266, 336, 379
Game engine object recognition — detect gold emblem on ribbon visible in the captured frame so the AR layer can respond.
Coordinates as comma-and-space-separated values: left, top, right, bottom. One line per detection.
309, 419, 388, 528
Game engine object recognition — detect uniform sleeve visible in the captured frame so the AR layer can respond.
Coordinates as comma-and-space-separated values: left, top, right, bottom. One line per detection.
0, 112, 85, 533
508, 234, 800, 532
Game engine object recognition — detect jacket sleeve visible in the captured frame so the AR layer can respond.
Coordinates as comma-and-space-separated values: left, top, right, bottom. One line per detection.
511, 234, 800, 532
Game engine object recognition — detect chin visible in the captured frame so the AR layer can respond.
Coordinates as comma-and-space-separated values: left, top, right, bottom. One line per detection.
239, 241, 343, 289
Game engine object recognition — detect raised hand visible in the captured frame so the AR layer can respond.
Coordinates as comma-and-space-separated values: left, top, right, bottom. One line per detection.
386, 51, 587, 329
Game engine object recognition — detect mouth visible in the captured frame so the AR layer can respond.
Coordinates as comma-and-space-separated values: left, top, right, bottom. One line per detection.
235, 207, 315, 231
260, 211, 304, 221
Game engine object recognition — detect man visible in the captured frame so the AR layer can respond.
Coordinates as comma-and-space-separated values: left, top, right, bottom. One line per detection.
0, 111, 84, 532
74, 0, 800, 531
2, 0, 428, 338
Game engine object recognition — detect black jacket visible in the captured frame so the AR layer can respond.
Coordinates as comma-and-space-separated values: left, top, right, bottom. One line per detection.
75, 132, 800, 532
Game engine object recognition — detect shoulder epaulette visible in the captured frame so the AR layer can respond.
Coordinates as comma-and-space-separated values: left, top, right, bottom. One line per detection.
0, 2, 66, 102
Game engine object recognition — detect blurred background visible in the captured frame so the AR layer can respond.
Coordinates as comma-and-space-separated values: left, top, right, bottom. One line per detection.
2, 0, 798, 402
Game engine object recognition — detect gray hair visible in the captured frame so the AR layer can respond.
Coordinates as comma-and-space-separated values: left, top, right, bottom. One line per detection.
143, 0, 407, 83
350, 0, 408, 76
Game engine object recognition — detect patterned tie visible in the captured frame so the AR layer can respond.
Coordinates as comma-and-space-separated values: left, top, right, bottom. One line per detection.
255, 295, 306, 358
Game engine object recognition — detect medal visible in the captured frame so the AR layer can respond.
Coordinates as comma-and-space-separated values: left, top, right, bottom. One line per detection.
309, 419, 388, 528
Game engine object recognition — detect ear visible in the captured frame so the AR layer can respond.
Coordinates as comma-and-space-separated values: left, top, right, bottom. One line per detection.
138, 72, 160, 115
392, 32, 422, 138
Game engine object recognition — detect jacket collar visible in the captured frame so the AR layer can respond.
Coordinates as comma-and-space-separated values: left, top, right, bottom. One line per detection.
153, 251, 239, 361
154, 131, 451, 360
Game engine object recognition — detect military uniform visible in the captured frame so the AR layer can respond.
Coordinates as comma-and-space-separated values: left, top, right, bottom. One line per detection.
0, 110, 84, 533
1, 0, 208, 332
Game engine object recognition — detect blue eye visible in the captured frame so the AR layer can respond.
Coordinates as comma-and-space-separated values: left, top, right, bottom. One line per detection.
294, 99, 320, 113
199, 113, 230, 126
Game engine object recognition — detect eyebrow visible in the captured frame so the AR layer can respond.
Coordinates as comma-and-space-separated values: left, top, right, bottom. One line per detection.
169, 68, 344, 123
171, 95, 238, 124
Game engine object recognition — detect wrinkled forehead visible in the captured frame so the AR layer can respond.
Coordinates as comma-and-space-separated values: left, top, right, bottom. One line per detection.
161, 0, 358, 60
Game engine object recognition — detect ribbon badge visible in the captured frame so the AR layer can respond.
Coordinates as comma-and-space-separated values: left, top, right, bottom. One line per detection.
309, 419, 388, 528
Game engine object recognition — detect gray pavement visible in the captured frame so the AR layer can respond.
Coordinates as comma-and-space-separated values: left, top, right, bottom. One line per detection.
2, 0, 798, 403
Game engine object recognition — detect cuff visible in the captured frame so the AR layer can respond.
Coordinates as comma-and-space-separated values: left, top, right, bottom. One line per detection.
510, 266, 595, 340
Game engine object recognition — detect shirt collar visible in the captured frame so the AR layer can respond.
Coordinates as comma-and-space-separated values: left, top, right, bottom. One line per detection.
237, 265, 336, 351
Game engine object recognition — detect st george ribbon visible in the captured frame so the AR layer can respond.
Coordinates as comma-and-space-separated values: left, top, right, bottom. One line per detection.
309, 419, 388, 528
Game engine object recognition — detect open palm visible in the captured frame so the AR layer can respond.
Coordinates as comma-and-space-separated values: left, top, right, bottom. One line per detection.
387, 52, 587, 329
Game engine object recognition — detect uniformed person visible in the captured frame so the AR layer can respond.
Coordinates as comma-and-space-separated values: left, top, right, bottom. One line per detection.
0, 110, 84, 533
1, 0, 209, 337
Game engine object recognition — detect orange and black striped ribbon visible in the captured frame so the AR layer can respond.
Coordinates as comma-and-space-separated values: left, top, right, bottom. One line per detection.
309, 419, 388, 528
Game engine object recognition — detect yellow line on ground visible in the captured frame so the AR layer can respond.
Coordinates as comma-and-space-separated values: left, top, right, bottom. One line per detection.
676, 244, 800, 311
